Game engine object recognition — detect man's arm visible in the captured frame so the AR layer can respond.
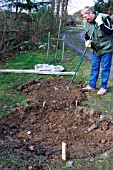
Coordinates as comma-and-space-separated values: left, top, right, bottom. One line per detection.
100, 16, 113, 35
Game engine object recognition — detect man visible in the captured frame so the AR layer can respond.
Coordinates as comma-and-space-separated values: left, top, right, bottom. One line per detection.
81, 6, 113, 95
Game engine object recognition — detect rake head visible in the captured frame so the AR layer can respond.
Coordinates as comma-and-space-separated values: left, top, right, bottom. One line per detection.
66, 85, 71, 92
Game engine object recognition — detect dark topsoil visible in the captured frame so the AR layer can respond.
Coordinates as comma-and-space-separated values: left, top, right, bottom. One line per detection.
1, 78, 113, 169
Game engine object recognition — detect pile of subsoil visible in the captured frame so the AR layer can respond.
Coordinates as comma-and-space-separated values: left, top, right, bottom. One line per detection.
0, 78, 113, 169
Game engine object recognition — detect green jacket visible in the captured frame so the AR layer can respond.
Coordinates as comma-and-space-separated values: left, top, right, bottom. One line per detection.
85, 13, 113, 56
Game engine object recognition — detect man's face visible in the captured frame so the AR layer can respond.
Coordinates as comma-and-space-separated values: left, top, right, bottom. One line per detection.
82, 12, 95, 22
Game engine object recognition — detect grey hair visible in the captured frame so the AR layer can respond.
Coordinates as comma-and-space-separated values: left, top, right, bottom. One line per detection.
81, 6, 94, 15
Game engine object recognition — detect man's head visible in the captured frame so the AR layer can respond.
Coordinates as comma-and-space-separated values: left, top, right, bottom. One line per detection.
81, 6, 95, 22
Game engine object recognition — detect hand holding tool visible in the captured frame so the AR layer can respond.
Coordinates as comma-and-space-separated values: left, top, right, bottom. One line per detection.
85, 40, 92, 48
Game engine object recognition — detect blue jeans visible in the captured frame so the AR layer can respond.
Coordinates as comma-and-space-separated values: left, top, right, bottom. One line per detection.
89, 53, 112, 89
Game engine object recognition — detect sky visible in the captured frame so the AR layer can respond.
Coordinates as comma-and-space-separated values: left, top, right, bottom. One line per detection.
67, 0, 95, 15
0, 0, 95, 14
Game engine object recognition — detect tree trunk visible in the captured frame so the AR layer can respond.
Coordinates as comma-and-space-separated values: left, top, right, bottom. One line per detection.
56, 0, 61, 17
61, 0, 66, 26
51, 0, 55, 13
64, 0, 68, 16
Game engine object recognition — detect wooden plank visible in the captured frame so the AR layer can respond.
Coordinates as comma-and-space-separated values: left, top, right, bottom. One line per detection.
0, 69, 75, 76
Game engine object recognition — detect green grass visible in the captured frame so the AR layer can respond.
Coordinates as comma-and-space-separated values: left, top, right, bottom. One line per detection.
0, 150, 46, 169
50, 155, 113, 170
84, 91, 113, 114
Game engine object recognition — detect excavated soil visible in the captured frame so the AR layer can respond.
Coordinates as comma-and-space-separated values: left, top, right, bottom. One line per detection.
1, 78, 113, 169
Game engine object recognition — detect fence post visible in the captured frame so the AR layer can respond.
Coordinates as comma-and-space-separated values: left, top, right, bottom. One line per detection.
55, 17, 62, 58
46, 32, 50, 59
62, 35, 65, 60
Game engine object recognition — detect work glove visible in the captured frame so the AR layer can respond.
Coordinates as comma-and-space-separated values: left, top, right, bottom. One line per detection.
95, 15, 103, 26
85, 40, 92, 48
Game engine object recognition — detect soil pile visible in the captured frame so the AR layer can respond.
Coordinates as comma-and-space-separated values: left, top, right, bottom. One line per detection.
0, 78, 113, 169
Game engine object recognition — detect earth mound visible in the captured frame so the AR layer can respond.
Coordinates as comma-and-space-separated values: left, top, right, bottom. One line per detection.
0, 78, 113, 169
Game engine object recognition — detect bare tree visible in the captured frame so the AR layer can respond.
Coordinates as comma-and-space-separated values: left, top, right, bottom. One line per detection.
51, 0, 55, 13
61, 0, 67, 26
64, 0, 68, 15
56, 0, 61, 17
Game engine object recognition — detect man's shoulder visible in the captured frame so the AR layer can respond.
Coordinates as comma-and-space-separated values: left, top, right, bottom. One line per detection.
99, 13, 108, 19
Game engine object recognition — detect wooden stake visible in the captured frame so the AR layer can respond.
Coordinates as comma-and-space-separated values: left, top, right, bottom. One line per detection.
46, 32, 50, 59
62, 35, 65, 60
62, 142, 66, 161
55, 17, 62, 58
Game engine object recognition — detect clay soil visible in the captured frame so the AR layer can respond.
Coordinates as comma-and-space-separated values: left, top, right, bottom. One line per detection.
1, 78, 113, 169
